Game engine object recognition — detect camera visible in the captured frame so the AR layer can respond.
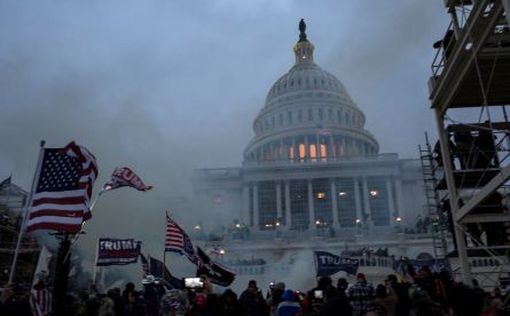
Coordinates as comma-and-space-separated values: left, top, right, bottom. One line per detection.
184, 277, 204, 289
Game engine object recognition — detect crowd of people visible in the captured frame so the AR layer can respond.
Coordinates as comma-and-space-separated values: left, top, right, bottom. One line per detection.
2, 265, 510, 316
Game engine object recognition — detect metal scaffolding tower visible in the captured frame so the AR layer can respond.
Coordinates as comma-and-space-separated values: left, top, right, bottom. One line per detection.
429, 0, 510, 285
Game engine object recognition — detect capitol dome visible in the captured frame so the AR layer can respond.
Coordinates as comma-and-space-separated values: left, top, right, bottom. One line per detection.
244, 21, 379, 164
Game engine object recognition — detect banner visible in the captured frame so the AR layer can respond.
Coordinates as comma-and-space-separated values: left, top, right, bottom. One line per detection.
314, 251, 359, 277
196, 247, 236, 287
393, 258, 450, 281
147, 256, 184, 289
96, 238, 141, 266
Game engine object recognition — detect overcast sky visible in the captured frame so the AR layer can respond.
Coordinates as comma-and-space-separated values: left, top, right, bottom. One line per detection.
0, 0, 451, 268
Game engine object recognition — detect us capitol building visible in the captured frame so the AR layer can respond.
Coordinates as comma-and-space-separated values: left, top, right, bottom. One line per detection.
191, 21, 440, 288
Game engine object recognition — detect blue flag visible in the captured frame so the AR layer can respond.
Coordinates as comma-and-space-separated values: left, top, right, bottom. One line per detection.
314, 251, 359, 276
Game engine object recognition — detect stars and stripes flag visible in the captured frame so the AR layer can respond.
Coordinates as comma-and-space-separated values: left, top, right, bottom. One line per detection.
26, 141, 98, 233
165, 214, 198, 264
30, 285, 52, 316
102, 167, 152, 193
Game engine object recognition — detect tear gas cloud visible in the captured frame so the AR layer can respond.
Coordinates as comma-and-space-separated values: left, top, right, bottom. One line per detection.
0, 0, 448, 289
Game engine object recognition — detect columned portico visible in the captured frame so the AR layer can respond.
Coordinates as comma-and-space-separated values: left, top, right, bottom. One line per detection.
253, 183, 259, 230
307, 179, 315, 230
386, 177, 396, 226
354, 177, 362, 222
242, 185, 250, 224
330, 178, 339, 228
284, 181, 291, 229
362, 177, 373, 226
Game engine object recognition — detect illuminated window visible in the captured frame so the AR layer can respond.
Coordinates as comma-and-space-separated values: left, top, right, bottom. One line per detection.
320, 144, 327, 160
299, 144, 306, 160
369, 190, 378, 197
317, 192, 326, 199
289, 145, 294, 160
309, 144, 317, 160
338, 192, 347, 196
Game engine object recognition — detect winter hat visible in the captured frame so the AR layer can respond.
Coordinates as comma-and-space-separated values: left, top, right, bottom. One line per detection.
281, 289, 296, 302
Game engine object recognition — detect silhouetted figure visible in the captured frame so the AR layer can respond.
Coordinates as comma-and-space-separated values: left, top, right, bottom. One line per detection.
433, 29, 456, 61
474, 122, 499, 169
453, 131, 475, 169
433, 139, 456, 169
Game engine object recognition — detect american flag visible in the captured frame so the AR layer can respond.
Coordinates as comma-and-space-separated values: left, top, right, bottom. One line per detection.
26, 142, 98, 233
30, 286, 52, 316
165, 214, 198, 264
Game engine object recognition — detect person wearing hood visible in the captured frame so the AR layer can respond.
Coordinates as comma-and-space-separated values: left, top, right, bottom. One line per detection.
276, 289, 302, 316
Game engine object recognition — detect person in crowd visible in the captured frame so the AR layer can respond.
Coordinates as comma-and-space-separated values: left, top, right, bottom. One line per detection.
142, 275, 160, 316
98, 289, 116, 316
0, 283, 31, 316
385, 275, 410, 316
160, 289, 189, 316
372, 284, 397, 316
124, 290, 145, 316
239, 280, 268, 316
348, 273, 375, 316
220, 288, 245, 316
276, 289, 302, 316
122, 282, 135, 303
308, 276, 338, 311
267, 282, 286, 316
319, 282, 352, 316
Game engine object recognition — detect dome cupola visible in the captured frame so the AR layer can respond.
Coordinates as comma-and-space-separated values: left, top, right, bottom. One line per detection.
244, 20, 379, 165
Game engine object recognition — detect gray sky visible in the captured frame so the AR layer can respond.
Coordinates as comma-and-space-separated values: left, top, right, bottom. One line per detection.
0, 0, 450, 272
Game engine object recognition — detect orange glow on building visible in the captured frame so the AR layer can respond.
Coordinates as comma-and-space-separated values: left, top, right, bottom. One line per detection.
299, 144, 306, 159
320, 144, 327, 160
310, 144, 317, 160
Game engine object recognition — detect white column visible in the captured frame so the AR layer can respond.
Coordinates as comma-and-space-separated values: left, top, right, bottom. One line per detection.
308, 179, 315, 230
386, 177, 396, 226
304, 137, 310, 162
276, 181, 282, 220
292, 138, 297, 162
253, 183, 259, 230
354, 177, 362, 221
316, 134, 320, 161
395, 176, 404, 221
279, 139, 284, 161
330, 178, 339, 228
241, 185, 250, 224
285, 180, 291, 230
362, 177, 373, 226
329, 136, 336, 160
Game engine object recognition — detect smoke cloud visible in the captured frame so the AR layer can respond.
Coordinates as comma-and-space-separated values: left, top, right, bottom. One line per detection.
1, 0, 449, 288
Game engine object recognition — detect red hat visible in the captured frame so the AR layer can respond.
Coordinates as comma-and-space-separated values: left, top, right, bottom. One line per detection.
195, 293, 207, 305
356, 273, 366, 280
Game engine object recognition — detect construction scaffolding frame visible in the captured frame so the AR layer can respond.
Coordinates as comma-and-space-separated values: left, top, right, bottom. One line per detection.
429, 0, 510, 285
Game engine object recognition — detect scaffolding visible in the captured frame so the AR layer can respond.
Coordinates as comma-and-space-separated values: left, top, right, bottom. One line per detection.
429, 0, 510, 285
419, 133, 450, 260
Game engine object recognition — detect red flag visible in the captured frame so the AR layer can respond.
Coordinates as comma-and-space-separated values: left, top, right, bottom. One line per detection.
102, 167, 152, 193
26, 141, 98, 233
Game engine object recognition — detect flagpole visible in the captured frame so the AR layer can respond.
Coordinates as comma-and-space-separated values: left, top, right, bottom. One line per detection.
163, 211, 168, 272
93, 238, 99, 287
8, 140, 45, 284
